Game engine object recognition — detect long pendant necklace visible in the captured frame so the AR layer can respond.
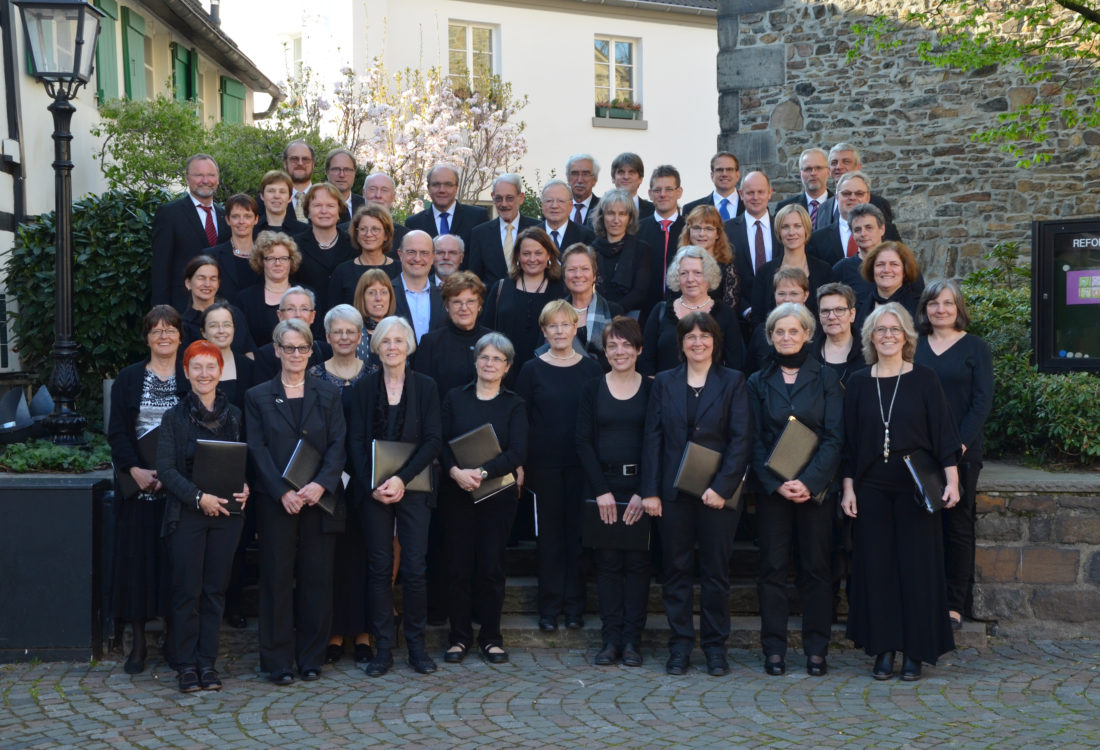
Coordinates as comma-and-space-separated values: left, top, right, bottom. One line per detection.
875, 365, 902, 460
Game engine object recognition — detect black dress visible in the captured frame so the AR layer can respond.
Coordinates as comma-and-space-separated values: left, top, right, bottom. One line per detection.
640, 299, 745, 376
236, 284, 280, 348
842, 365, 961, 664
327, 257, 401, 308
592, 235, 653, 314
576, 376, 653, 649
480, 277, 566, 383
292, 229, 355, 319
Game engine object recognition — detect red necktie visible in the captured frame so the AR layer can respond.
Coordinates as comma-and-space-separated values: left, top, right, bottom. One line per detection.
200, 205, 217, 246
754, 220, 766, 271
659, 219, 673, 290
573, 203, 585, 225
846, 232, 857, 258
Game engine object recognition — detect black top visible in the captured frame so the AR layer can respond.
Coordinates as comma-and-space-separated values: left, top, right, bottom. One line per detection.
441, 383, 528, 481
576, 376, 652, 497
413, 321, 493, 401
327, 257, 401, 308
914, 334, 994, 464
515, 356, 603, 468
480, 278, 566, 382
743, 324, 772, 376
810, 331, 866, 388
831, 256, 873, 305
181, 302, 256, 355
592, 235, 653, 314
209, 242, 261, 304
216, 352, 256, 413
256, 213, 308, 238
749, 254, 835, 330
854, 281, 924, 333
640, 299, 745, 376
715, 261, 742, 312
292, 229, 356, 318
842, 365, 961, 484
236, 284, 280, 347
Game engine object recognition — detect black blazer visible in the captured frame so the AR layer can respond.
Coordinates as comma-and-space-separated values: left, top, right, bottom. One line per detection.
749, 254, 835, 329
592, 235, 653, 314
405, 202, 490, 247
818, 192, 894, 226
209, 242, 261, 304
724, 212, 778, 319
544, 220, 595, 250
639, 364, 753, 503
580, 194, 600, 228
807, 220, 902, 266
683, 192, 745, 219
107, 358, 189, 477
346, 370, 442, 507
244, 374, 347, 531
637, 213, 686, 305
292, 229, 356, 317
392, 276, 447, 341
747, 357, 844, 497
467, 215, 539, 289
775, 191, 833, 230
151, 196, 229, 311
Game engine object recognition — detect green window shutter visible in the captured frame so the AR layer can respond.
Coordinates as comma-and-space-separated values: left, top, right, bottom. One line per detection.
120, 7, 145, 100
220, 76, 245, 123
94, 0, 119, 103
190, 47, 199, 103
171, 42, 190, 101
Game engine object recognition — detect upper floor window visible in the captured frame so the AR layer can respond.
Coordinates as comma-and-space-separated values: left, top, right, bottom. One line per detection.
448, 22, 494, 95
594, 36, 636, 106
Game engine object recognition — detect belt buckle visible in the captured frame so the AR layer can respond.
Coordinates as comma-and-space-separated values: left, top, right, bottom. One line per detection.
622, 464, 638, 476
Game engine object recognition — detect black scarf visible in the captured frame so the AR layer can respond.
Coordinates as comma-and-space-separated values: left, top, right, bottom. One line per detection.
186, 389, 230, 433
771, 343, 810, 369
374, 372, 408, 440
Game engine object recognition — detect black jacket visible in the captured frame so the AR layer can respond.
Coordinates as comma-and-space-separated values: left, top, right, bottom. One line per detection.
405, 202, 490, 247
151, 195, 229, 311
108, 358, 188, 476
467, 215, 539, 289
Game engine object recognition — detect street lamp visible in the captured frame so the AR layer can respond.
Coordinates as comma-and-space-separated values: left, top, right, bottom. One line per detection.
14, 0, 103, 444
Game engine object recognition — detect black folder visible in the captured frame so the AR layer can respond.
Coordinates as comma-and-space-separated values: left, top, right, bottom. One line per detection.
118, 426, 159, 499
371, 440, 434, 493
673, 441, 746, 511
193, 439, 248, 514
765, 415, 819, 481
447, 423, 515, 503
903, 449, 947, 514
282, 438, 336, 515
582, 499, 651, 551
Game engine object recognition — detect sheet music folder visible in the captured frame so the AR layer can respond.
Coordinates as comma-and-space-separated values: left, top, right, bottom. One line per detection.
673, 441, 746, 511
447, 423, 515, 503
282, 438, 336, 515
193, 439, 248, 514
371, 440, 434, 493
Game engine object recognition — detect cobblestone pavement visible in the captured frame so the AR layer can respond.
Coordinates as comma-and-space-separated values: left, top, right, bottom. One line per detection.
2, 639, 1098, 749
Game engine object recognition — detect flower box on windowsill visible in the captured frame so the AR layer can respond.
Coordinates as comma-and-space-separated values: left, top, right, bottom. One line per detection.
595, 106, 641, 120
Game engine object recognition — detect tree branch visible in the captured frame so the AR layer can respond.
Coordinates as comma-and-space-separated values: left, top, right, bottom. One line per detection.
1055, 0, 1100, 27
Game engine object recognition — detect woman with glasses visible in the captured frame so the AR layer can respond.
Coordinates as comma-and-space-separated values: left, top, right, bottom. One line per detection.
180, 255, 255, 356
750, 204, 833, 330
812, 282, 865, 387
841, 303, 960, 682
744, 268, 811, 375
679, 205, 741, 311
294, 183, 354, 319
439, 333, 527, 665
558, 244, 623, 369
237, 231, 302, 347
246, 318, 347, 685
329, 204, 401, 308
210, 194, 263, 304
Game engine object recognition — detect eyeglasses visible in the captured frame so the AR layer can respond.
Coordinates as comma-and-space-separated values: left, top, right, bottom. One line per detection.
873, 326, 904, 338
449, 299, 480, 309
819, 306, 853, 318
149, 327, 179, 338
264, 255, 291, 264
839, 190, 869, 199
357, 225, 385, 235
568, 170, 594, 179
278, 344, 312, 354
205, 322, 234, 331
279, 305, 314, 314
689, 225, 718, 234
800, 166, 828, 173
329, 329, 360, 339
402, 249, 433, 259
650, 187, 679, 195
477, 354, 508, 365
327, 166, 355, 174
545, 322, 574, 331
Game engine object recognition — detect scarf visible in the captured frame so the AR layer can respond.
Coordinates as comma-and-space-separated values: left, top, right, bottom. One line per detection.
186, 389, 230, 433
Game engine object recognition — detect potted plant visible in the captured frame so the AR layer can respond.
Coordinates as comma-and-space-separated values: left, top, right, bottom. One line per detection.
595, 99, 611, 118
609, 98, 642, 120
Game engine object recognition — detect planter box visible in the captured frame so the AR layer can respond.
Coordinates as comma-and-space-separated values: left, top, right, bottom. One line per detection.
595, 106, 610, 117
608, 107, 639, 120
0, 471, 112, 662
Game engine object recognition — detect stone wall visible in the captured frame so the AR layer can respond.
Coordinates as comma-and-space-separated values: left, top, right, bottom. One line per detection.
717, 0, 1100, 278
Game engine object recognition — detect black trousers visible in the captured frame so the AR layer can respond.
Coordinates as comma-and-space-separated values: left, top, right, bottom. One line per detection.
529, 465, 586, 619
425, 501, 447, 621
331, 502, 369, 639
756, 491, 834, 659
440, 482, 518, 649
660, 497, 741, 653
256, 498, 335, 674
594, 548, 649, 646
169, 506, 243, 670
943, 460, 980, 615
222, 502, 256, 620
361, 492, 431, 652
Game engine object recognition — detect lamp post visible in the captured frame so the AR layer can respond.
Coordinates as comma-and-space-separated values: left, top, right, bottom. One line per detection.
14, 0, 103, 445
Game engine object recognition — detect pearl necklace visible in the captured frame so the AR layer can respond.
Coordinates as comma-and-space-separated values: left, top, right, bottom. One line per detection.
281, 376, 305, 389
547, 350, 578, 361
678, 297, 711, 311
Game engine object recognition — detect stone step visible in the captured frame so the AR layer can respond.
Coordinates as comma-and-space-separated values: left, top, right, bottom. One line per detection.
501, 540, 763, 579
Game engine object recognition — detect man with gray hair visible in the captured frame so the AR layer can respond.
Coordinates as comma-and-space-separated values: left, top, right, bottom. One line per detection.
776, 147, 832, 230
252, 286, 331, 380
566, 153, 601, 226
468, 173, 538, 289
405, 163, 489, 247
541, 179, 594, 249
808, 172, 900, 265
433, 233, 465, 286
355, 171, 408, 248
818, 142, 894, 224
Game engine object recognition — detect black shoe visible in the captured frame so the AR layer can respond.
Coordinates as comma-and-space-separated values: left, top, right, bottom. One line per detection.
354, 643, 374, 665
480, 643, 509, 664
665, 651, 690, 675
364, 651, 393, 677
705, 651, 730, 677
325, 644, 343, 664
950, 614, 963, 631
178, 668, 200, 693
537, 616, 557, 632
300, 668, 321, 681
873, 651, 896, 680
765, 655, 786, 676
594, 644, 620, 666
564, 615, 584, 630
444, 643, 468, 664
268, 671, 294, 685
124, 643, 147, 675
224, 613, 248, 629
407, 651, 437, 674
199, 669, 222, 690
621, 644, 643, 668
807, 656, 828, 677
900, 655, 922, 681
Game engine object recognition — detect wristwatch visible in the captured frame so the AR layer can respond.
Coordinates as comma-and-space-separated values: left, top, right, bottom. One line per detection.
194, 489, 203, 509
479, 468, 489, 479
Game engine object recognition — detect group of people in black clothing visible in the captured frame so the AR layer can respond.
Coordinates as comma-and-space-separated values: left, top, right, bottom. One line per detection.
109, 146, 993, 693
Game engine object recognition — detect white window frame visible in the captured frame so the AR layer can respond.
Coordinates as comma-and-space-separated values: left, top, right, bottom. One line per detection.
447, 21, 497, 94
594, 35, 639, 106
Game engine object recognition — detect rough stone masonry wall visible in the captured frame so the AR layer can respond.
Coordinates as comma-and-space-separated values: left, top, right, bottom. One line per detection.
717, 0, 1100, 278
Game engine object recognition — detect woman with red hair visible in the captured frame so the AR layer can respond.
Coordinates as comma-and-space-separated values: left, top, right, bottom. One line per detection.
157, 340, 250, 693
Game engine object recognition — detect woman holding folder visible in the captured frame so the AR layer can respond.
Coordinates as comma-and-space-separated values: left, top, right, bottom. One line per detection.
348, 316, 442, 677
439, 332, 528, 665
245, 318, 347, 685
576, 316, 652, 667
157, 340, 250, 692
747, 303, 843, 677
640, 311, 752, 677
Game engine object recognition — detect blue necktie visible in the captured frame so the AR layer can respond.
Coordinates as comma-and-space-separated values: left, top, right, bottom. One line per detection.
439, 211, 451, 235
719, 198, 731, 222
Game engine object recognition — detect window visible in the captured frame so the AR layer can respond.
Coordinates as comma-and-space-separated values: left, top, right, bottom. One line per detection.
594, 36, 636, 106
93, 0, 119, 102
143, 35, 154, 96
171, 42, 198, 103
221, 76, 245, 124
120, 6, 146, 100
448, 23, 494, 95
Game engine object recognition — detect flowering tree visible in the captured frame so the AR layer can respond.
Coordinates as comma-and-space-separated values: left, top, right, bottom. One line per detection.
271, 61, 330, 135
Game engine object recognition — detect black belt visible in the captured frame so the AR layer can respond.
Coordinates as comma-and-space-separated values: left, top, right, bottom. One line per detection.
602, 462, 638, 476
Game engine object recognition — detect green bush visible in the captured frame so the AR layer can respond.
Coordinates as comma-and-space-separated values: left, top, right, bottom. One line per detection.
5, 188, 171, 429
963, 243, 1100, 464
0, 433, 111, 472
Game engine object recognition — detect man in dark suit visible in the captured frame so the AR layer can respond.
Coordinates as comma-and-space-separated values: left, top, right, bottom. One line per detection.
404, 163, 489, 247
723, 171, 777, 324
283, 140, 315, 222
682, 151, 746, 221
392, 230, 446, 343
775, 148, 832, 230
361, 172, 408, 250
151, 153, 230, 311
819, 142, 894, 225
324, 148, 365, 218
253, 287, 333, 382
566, 153, 600, 227
808, 172, 901, 266
637, 165, 686, 316
540, 179, 595, 251
612, 152, 655, 219
831, 202, 887, 302
467, 174, 539, 289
